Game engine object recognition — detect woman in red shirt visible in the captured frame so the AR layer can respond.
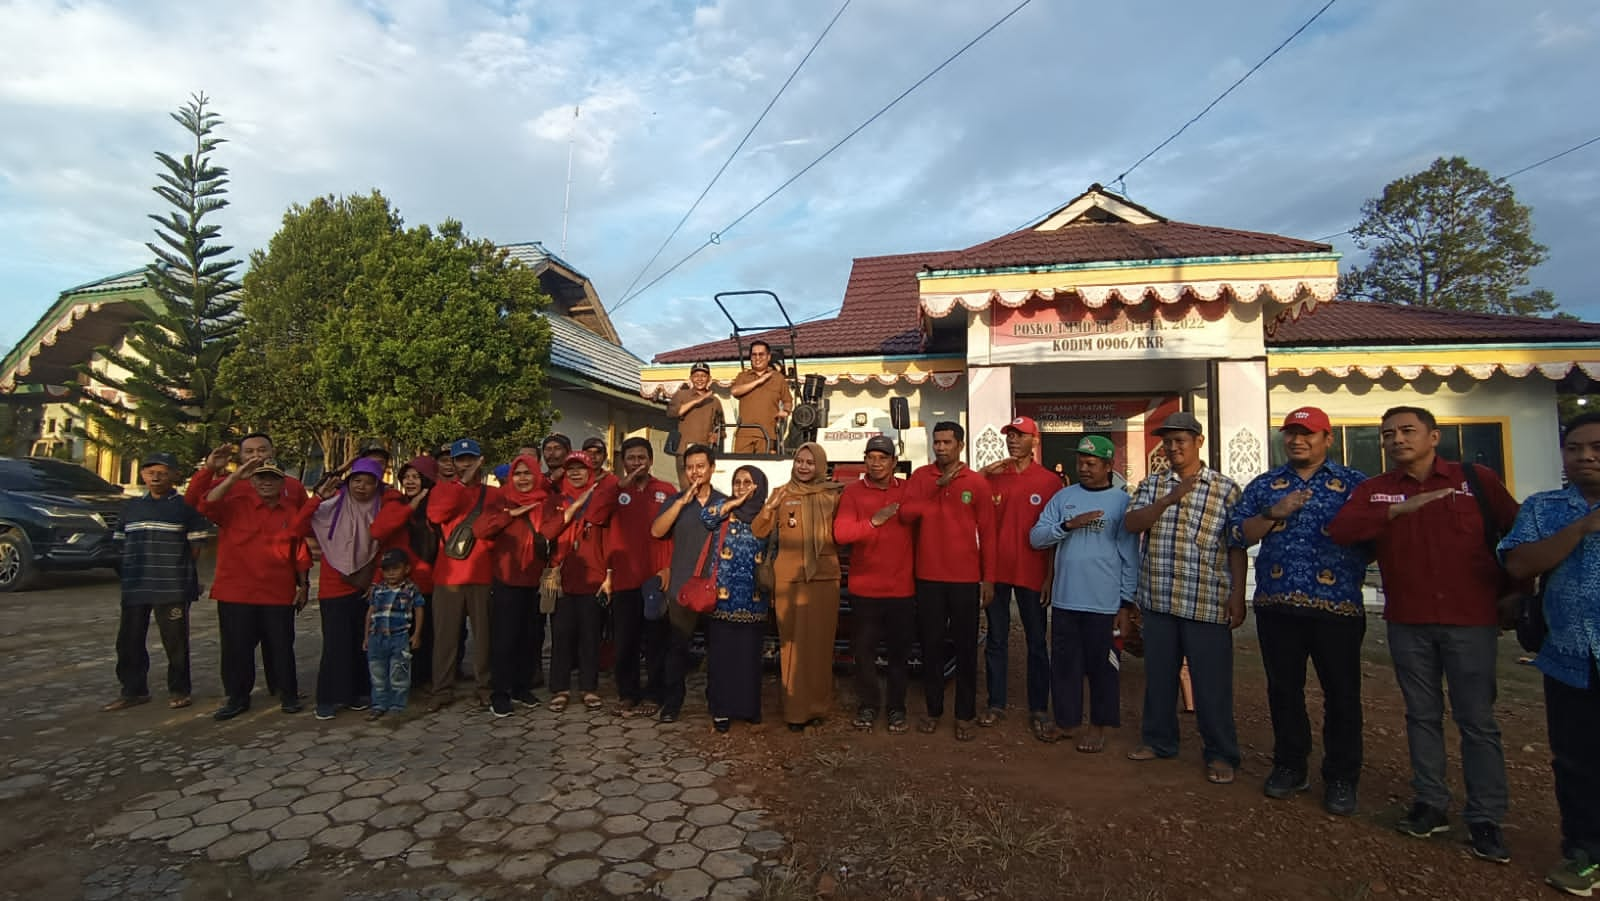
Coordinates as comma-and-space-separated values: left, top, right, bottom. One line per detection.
541, 455, 609, 712
371, 456, 440, 685
474, 453, 550, 717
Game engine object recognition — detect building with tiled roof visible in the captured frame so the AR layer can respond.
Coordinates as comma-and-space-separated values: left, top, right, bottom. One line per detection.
649, 185, 1600, 495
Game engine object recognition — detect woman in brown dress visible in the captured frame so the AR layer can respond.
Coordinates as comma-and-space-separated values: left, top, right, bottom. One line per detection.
753, 442, 844, 732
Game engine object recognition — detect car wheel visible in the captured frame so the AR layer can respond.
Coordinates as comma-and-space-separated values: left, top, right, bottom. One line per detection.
0, 533, 35, 592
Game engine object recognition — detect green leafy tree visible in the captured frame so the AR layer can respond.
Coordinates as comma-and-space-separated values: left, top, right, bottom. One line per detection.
1341, 156, 1555, 315
219, 191, 404, 465
76, 92, 242, 463
315, 220, 554, 460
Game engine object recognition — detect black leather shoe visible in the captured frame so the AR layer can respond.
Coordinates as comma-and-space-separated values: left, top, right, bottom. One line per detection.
1468, 822, 1511, 863
658, 710, 679, 724
1323, 780, 1358, 816
280, 700, 304, 714
713, 717, 731, 734
1263, 765, 1310, 800
213, 700, 250, 721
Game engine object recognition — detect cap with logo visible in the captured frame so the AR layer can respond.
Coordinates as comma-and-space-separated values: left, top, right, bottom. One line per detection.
1002, 416, 1039, 437
863, 435, 897, 457
1153, 411, 1204, 436
542, 433, 572, 451
450, 438, 482, 459
563, 454, 596, 470
380, 548, 410, 569
253, 459, 288, 479
581, 436, 607, 452
1280, 406, 1332, 433
1075, 435, 1116, 461
141, 451, 180, 470
690, 361, 712, 374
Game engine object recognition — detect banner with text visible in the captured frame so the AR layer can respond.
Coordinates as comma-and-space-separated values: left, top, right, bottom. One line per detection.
990, 296, 1263, 363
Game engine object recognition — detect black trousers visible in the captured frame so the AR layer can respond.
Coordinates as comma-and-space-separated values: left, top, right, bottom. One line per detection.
549, 593, 604, 693
1050, 609, 1121, 728
1546, 661, 1600, 860
916, 580, 979, 721
411, 592, 435, 688
851, 595, 914, 714
316, 593, 369, 708
217, 601, 297, 706
489, 582, 541, 702
1256, 607, 1366, 782
662, 604, 700, 717
115, 603, 191, 698
611, 588, 667, 705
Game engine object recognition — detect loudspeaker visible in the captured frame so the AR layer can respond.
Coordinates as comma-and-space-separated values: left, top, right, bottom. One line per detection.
889, 397, 910, 431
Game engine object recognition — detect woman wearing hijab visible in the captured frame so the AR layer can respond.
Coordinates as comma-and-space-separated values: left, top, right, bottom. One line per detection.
474, 453, 550, 718
699, 465, 772, 733
295, 456, 399, 720
539, 454, 610, 713
372, 456, 439, 687
753, 442, 844, 732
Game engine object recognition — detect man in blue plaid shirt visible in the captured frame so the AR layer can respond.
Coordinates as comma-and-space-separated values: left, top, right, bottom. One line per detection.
1124, 411, 1247, 785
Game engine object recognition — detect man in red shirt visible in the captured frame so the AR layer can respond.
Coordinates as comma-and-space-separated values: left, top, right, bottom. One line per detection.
188, 432, 308, 508
834, 435, 916, 733
197, 458, 312, 720
1329, 405, 1518, 863
426, 438, 496, 709
899, 421, 997, 741
980, 416, 1062, 732
588, 437, 674, 716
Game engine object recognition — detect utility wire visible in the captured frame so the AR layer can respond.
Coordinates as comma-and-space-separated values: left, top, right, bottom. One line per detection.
1013, 0, 1339, 232
611, 0, 1036, 314
614, 0, 853, 305
1314, 132, 1600, 242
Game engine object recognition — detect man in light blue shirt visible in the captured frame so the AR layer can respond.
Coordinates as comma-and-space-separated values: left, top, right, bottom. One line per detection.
1029, 435, 1140, 753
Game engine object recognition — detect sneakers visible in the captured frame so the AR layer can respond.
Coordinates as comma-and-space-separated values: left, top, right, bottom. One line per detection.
314, 706, 337, 721
281, 700, 304, 714
512, 690, 541, 708
346, 698, 371, 712
1262, 766, 1310, 800
1397, 802, 1450, 838
1468, 822, 1511, 864
1547, 851, 1599, 896
1323, 780, 1358, 817
490, 697, 514, 718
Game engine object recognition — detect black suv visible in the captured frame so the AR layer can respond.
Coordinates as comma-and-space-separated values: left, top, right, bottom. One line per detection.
0, 456, 127, 591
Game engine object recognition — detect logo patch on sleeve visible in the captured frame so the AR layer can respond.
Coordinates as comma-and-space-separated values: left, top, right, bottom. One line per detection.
961, 490, 973, 504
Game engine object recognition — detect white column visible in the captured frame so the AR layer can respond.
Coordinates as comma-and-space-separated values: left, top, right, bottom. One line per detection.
966, 364, 1013, 469
1210, 359, 1269, 485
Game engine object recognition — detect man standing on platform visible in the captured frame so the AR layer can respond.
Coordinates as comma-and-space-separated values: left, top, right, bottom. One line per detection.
729, 340, 791, 454
669, 362, 723, 455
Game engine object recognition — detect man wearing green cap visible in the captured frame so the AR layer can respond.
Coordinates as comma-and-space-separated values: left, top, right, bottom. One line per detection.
1029, 435, 1140, 751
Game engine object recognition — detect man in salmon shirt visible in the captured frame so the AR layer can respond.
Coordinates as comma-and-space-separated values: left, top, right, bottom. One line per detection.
588, 437, 675, 717
540, 454, 611, 712
898, 421, 997, 742
427, 438, 496, 709
980, 416, 1063, 734
834, 435, 916, 734
473, 452, 549, 718
198, 458, 312, 721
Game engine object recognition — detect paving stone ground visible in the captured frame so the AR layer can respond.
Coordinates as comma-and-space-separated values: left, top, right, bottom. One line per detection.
0, 569, 787, 899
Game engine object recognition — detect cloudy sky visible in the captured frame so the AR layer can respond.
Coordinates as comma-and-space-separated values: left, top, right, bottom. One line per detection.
2, 0, 1598, 362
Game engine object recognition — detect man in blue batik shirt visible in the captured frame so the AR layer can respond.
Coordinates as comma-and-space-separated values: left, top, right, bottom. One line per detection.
1499, 412, 1600, 897
1228, 406, 1369, 816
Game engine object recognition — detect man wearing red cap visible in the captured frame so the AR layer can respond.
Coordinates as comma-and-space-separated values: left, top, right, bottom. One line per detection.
1228, 406, 1370, 815
980, 416, 1063, 733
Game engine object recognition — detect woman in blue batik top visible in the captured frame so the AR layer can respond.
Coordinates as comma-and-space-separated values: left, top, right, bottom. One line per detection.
699, 465, 772, 733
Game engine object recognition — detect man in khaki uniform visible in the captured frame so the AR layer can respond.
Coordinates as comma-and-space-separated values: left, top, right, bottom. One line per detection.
669, 362, 723, 451
729, 340, 792, 454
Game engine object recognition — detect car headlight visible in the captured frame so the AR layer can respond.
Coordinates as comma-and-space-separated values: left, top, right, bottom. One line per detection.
27, 503, 102, 526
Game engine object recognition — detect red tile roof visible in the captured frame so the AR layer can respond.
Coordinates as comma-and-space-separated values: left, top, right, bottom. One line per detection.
1268, 301, 1600, 346
652, 250, 962, 363
932, 221, 1332, 271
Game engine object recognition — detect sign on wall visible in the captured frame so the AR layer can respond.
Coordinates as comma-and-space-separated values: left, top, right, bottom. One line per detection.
990, 296, 1264, 364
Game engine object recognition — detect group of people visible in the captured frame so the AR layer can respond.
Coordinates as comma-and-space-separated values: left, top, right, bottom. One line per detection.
101, 392, 1599, 896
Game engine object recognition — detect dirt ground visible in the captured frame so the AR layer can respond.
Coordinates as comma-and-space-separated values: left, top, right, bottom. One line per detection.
690, 618, 1565, 901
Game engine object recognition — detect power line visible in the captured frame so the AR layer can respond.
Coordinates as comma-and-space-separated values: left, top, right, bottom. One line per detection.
611, 0, 1036, 314
614, 0, 853, 305
1315, 131, 1600, 242
1013, 0, 1339, 232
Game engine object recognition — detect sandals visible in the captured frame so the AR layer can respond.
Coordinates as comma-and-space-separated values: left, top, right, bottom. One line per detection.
1126, 745, 1161, 761
548, 693, 570, 713
638, 702, 661, 719
1034, 723, 1067, 744
168, 695, 192, 710
917, 717, 940, 735
886, 711, 908, 734
582, 693, 604, 710
1076, 733, 1106, 754
954, 720, 976, 742
852, 708, 877, 732
976, 707, 1004, 728
1206, 761, 1236, 785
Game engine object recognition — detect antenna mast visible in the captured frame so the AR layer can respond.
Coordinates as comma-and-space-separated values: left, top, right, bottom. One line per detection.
561, 105, 578, 255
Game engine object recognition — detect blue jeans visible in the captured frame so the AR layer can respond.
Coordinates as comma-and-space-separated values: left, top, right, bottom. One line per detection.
984, 584, 1049, 713
1139, 610, 1239, 767
367, 632, 414, 712
1386, 623, 1507, 824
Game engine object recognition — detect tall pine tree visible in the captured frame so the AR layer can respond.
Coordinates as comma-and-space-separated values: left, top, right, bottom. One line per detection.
77, 93, 242, 465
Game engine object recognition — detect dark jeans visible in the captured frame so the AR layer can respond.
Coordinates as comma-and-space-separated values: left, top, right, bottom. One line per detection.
1546, 662, 1600, 859
550, 593, 604, 694
411, 592, 434, 689
916, 580, 979, 722
1139, 609, 1239, 767
489, 582, 541, 703
316, 593, 369, 708
115, 603, 191, 698
612, 588, 667, 705
1257, 608, 1365, 783
1050, 609, 1120, 729
851, 595, 914, 714
984, 584, 1049, 713
661, 603, 700, 717
1387, 623, 1507, 824
217, 601, 297, 706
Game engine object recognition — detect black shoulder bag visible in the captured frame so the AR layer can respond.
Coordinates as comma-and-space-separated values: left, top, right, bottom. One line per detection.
443, 485, 488, 561
1460, 463, 1545, 652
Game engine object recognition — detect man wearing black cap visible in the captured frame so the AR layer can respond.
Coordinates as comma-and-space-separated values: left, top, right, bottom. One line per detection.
669, 363, 723, 454
539, 434, 572, 491
103, 452, 213, 712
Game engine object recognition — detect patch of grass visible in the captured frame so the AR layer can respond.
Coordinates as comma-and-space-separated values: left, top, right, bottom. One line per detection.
755, 849, 811, 901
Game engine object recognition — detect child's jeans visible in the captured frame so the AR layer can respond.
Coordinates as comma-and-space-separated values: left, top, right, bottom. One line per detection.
367, 632, 413, 711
